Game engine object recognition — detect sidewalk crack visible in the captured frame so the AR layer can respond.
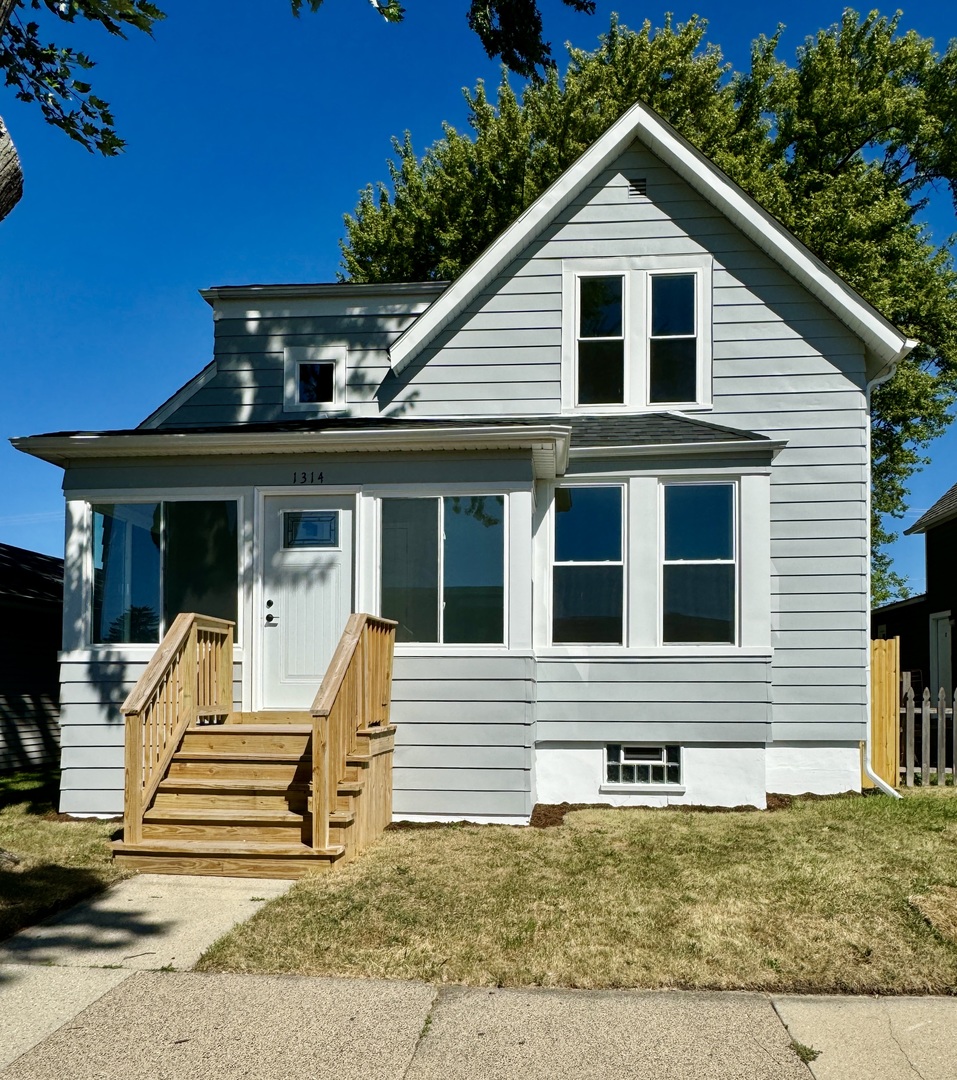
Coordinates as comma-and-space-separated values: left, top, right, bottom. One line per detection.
400, 984, 443, 1079
884, 1005, 926, 1079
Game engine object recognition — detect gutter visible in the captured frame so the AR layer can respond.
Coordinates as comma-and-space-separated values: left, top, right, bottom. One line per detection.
862, 345, 916, 799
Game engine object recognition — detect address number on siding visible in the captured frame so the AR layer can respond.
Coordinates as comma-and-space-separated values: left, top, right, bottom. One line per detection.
292, 470, 324, 485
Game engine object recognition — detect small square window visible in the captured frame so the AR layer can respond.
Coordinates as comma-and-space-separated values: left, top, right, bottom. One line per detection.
606, 744, 681, 786
298, 362, 335, 404
283, 346, 345, 412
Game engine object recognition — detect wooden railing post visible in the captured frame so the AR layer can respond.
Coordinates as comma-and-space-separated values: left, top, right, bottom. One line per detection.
124, 711, 143, 845
312, 714, 330, 853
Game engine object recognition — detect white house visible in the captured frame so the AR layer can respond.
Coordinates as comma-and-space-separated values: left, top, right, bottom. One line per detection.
14, 100, 915, 821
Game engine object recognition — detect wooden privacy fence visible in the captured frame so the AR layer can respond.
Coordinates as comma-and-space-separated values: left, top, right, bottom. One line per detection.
868, 637, 900, 789
122, 612, 234, 844
870, 637, 957, 787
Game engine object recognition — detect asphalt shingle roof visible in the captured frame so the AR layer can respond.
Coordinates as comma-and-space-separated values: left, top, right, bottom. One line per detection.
0, 543, 64, 604
905, 480, 957, 535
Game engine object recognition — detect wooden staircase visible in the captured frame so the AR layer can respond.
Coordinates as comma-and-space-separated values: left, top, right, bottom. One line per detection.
113, 614, 397, 878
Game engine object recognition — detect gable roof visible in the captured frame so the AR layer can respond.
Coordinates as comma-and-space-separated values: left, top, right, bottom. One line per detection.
905, 480, 957, 535
388, 98, 916, 380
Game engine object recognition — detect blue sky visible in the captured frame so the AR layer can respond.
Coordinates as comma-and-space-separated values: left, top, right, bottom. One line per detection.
0, 0, 954, 593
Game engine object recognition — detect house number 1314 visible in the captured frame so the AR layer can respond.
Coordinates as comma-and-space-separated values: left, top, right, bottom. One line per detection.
292, 470, 324, 484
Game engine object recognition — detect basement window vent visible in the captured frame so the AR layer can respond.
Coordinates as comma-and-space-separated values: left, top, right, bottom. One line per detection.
627, 177, 648, 198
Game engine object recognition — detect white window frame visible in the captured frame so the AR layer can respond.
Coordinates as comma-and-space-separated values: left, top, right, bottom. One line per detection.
549, 481, 627, 647
561, 255, 713, 413
78, 491, 246, 652
283, 346, 346, 413
376, 490, 511, 649
574, 271, 630, 410
659, 480, 739, 647
602, 743, 683, 791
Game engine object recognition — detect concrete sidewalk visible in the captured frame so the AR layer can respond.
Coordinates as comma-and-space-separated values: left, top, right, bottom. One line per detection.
1, 876, 955, 1079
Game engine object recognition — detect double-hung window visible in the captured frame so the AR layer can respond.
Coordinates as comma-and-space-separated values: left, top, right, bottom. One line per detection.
661, 483, 736, 644
565, 260, 710, 410
91, 501, 239, 644
648, 273, 697, 404
380, 495, 505, 644
552, 485, 624, 645
577, 275, 625, 405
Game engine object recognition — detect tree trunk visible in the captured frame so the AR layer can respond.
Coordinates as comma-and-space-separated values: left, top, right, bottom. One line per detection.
0, 2, 23, 221
0, 116, 23, 222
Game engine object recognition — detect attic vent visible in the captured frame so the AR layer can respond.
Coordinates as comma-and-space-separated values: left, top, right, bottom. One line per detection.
627, 177, 648, 198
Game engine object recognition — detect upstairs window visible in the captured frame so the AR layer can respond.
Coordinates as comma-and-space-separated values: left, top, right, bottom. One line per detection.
662, 483, 736, 644
577, 275, 625, 405
564, 260, 711, 411
284, 346, 345, 412
649, 273, 697, 404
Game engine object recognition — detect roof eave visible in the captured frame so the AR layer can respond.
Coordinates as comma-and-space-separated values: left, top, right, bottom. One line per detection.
388, 99, 915, 374
11, 424, 573, 480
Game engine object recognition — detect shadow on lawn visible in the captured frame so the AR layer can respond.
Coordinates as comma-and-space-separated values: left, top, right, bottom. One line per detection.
0, 768, 61, 815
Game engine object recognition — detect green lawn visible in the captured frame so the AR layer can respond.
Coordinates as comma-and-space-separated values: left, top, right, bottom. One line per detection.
0, 770, 128, 942
198, 790, 957, 994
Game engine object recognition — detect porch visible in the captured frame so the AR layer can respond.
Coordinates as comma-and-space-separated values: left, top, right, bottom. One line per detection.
113, 611, 397, 878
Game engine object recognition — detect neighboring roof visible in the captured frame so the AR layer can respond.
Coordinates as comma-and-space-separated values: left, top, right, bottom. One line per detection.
12, 412, 777, 479
905, 480, 957, 535
0, 543, 63, 605
388, 99, 916, 380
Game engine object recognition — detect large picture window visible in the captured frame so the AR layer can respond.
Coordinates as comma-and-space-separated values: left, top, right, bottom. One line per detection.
662, 483, 736, 644
380, 495, 505, 644
92, 501, 238, 644
552, 486, 624, 644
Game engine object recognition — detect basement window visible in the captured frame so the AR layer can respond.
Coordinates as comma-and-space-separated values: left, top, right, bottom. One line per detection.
605, 744, 681, 786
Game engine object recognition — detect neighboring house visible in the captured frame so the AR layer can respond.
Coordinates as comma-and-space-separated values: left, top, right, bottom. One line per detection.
872, 481, 957, 695
0, 542, 63, 770
13, 101, 915, 819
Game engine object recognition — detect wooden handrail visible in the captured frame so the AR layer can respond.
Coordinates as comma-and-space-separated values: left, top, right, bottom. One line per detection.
123, 612, 234, 844
310, 614, 396, 852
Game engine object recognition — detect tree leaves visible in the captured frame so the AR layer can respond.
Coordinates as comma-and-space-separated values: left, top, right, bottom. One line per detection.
341, 12, 957, 600
0, 0, 164, 155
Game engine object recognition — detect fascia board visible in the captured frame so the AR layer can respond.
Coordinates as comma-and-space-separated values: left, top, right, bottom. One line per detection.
139, 361, 218, 429
388, 105, 651, 375
11, 425, 572, 479
389, 99, 916, 375
570, 438, 787, 460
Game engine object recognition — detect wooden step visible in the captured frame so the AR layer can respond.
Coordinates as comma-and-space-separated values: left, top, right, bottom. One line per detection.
180, 726, 311, 755
142, 807, 309, 843
112, 839, 346, 879
166, 759, 310, 783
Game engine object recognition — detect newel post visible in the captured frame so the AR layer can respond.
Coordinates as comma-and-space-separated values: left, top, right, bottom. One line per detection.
311, 714, 330, 852
124, 711, 143, 844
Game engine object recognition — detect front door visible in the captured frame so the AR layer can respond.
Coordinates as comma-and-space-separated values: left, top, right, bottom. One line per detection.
260, 494, 353, 709
930, 611, 953, 695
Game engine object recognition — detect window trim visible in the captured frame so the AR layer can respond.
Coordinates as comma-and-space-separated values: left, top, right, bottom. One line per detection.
561, 256, 713, 413
549, 481, 627, 647
659, 480, 739, 646
574, 271, 630, 409
377, 492, 510, 648
283, 346, 346, 413
85, 494, 244, 649
602, 743, 683, 790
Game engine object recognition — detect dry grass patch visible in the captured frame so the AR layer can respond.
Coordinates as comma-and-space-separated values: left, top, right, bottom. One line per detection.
198, 791, 957, 993
0, 770, 128, 941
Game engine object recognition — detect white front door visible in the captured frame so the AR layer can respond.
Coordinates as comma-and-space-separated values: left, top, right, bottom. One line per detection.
260, 494, 353, 709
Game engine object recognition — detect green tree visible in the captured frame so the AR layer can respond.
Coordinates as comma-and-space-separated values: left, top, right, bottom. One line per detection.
341, 13, 957, 602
